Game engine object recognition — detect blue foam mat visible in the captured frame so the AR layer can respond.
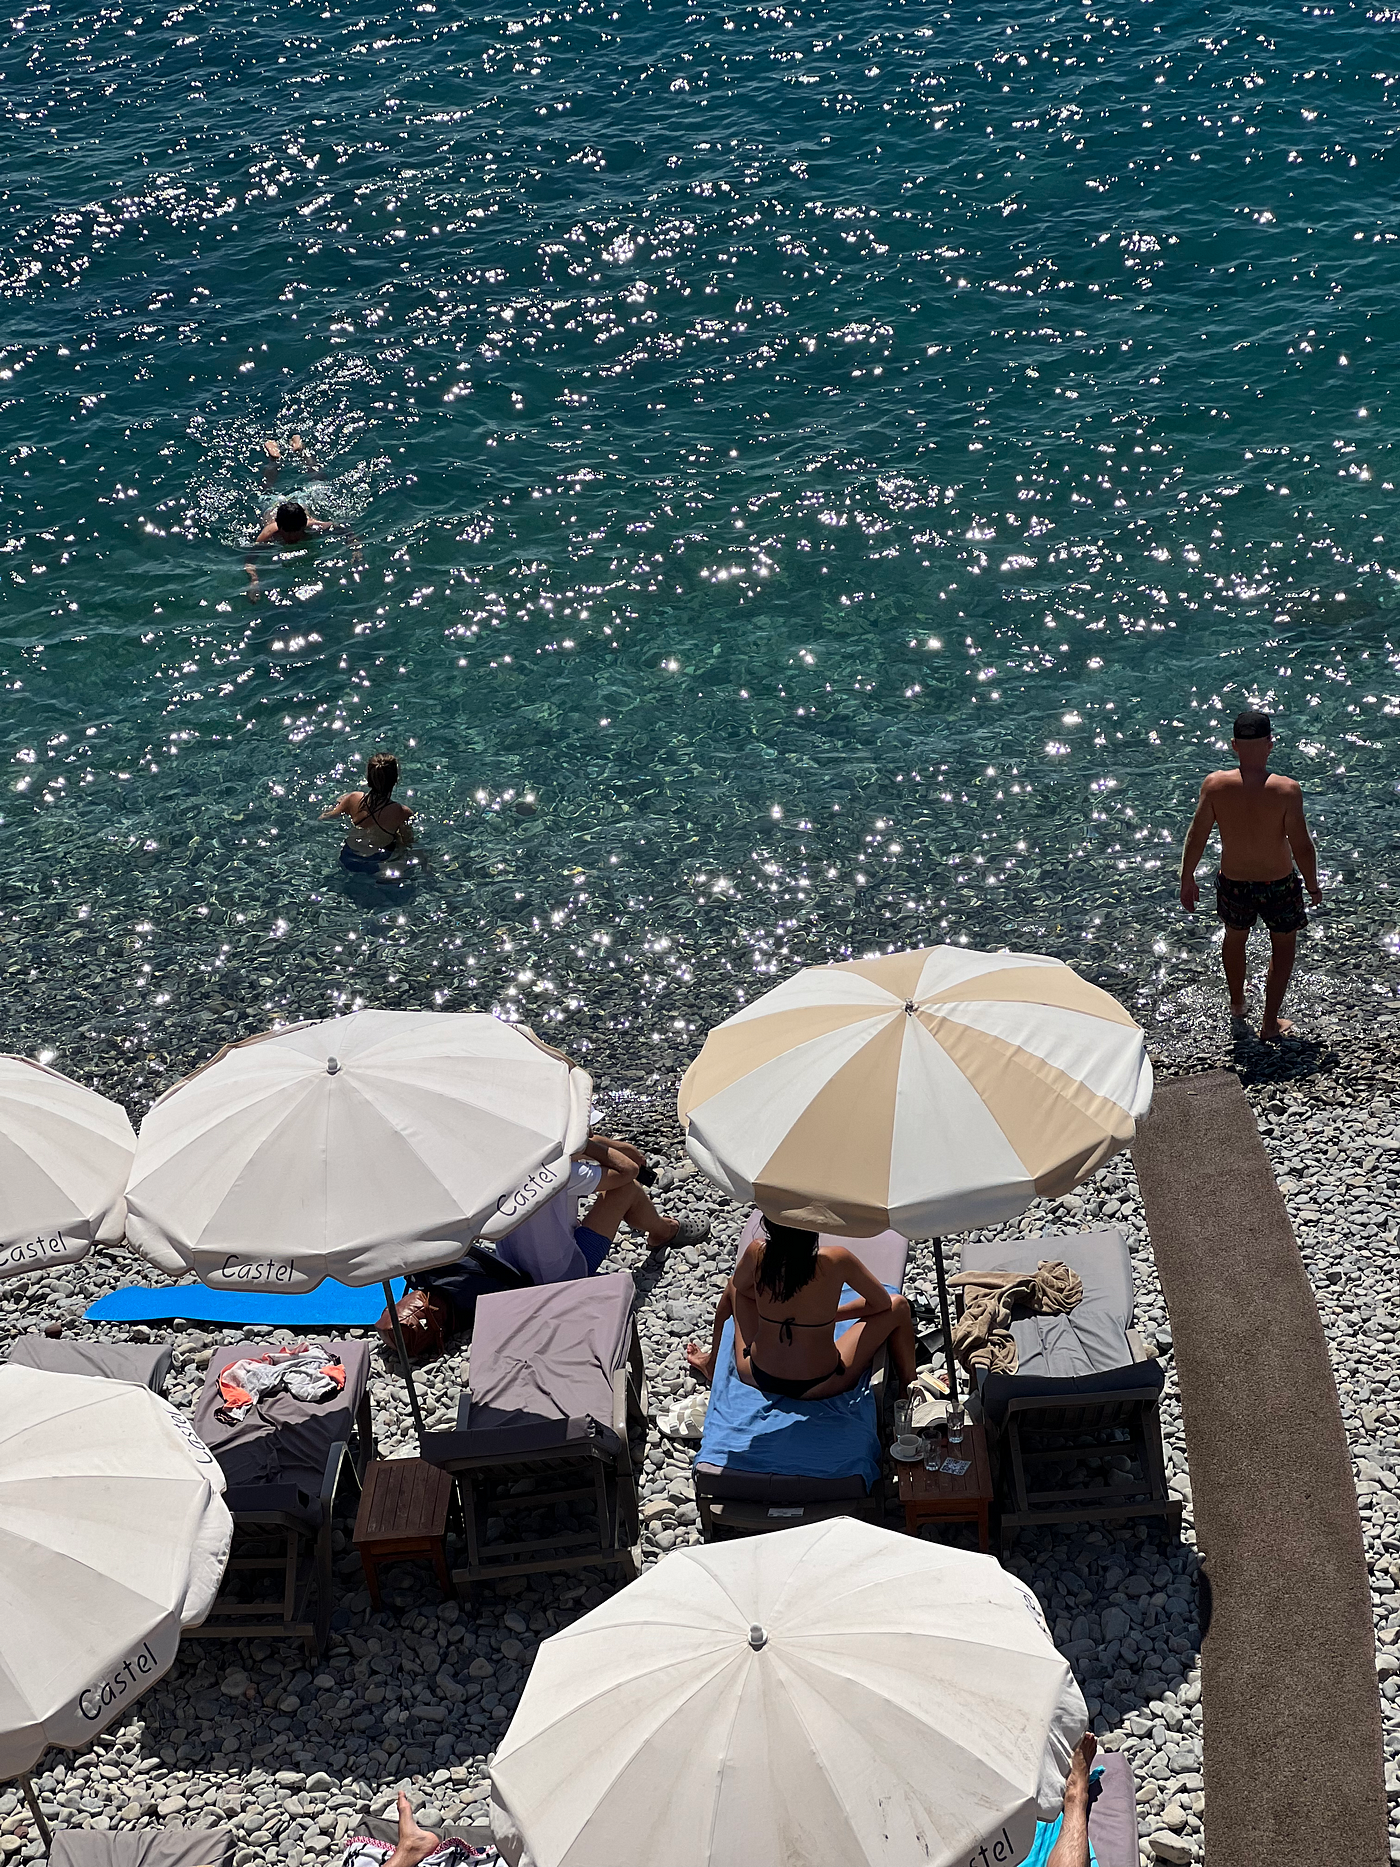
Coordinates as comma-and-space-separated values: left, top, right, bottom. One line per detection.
85, 1277, 405, 1327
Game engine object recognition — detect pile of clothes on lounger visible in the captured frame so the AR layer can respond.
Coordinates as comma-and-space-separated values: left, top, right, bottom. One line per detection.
214, 1345, 346, 1426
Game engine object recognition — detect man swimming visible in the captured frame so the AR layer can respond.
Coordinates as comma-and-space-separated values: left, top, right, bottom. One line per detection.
1178, 709, 1322, 1040
244, 437, 357, 600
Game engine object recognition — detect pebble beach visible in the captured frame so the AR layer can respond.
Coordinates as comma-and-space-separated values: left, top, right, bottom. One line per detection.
1, 981, 1396, 1867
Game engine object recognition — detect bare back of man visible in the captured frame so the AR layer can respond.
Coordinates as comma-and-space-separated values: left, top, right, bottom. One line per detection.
1201, 766, 1297, 882
1179, 710, 1320, 1041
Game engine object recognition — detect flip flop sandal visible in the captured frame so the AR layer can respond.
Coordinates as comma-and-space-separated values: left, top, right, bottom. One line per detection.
910, 1367, 950, 1400
657, 1395, 708, 1442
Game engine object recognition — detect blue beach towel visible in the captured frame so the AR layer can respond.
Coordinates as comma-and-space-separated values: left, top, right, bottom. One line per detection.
697, 1285, 892, 1490
1019, 1814, 1099, 1867
85, 1278, 405, 1329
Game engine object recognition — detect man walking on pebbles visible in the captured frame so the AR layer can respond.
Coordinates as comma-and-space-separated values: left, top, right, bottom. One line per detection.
1179, 709, 1322, 1041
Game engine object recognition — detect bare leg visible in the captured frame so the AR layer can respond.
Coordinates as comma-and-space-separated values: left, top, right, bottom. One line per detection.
288, 433, 323, 477
384, 1792, 439, 1867
261, 438, 282, 491
797, 1293, 917, 1401
685, 1278, 734, 1385
583, 1167, 681, 1251
1260, 929, 1297, 1040
1221, 925, 1249, 1020
1046, 1734, 1096, 1867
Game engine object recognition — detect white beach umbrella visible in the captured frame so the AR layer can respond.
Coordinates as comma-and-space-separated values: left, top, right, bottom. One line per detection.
124, 1009, 592, 1292
678, 946, 1152, 1239
489, 1517, 1087, 1867
0, 1365, 232, 1783
0, 1056, 134, 1283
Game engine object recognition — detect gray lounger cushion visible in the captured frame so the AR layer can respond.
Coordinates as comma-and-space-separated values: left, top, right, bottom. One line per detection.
737, 1209, 909, 1292
194, 1339, 372, 1491
1087, 1749, 1138, 1867
959, 1227, 1134, 1381
6, 1337, 174, 1393
978, 1357, 1165, 1429
51, 1829, 235, 1867
422, 1272, 635, 1465
693, 1462, 871, 1504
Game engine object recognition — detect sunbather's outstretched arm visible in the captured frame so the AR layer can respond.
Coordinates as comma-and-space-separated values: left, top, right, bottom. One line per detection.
685, 1277, 735, 1385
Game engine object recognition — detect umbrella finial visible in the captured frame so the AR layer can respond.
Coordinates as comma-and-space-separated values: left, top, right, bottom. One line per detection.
748, 1624, 768, 1651
903, 1000, 917, 1015
326, 1056, 341, 1075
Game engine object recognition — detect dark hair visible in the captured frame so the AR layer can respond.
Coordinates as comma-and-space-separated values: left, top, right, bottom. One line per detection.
1233, 709, 1272, 741
756, 1219, 821, 1305
276, 501, 308, 534
366, 753, 399, 807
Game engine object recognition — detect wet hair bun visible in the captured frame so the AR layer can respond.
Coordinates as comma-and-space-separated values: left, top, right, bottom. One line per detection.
366, 753, 399, 800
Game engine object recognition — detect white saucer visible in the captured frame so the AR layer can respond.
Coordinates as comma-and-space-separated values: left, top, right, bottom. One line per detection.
890, 1443, 926, 1463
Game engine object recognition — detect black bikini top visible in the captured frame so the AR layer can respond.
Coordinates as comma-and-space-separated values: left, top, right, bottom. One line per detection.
756, 1307, 838, 1347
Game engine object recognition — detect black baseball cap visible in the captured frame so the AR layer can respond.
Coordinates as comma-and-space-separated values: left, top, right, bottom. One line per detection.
1233, 710, 1272, 741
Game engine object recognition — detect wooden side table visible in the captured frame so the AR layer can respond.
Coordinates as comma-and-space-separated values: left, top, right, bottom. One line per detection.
896, 1421, 994, 1552
353, 1458, 454, 1609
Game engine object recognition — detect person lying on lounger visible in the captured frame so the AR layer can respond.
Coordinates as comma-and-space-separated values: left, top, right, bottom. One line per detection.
685, 1216, 917, 1400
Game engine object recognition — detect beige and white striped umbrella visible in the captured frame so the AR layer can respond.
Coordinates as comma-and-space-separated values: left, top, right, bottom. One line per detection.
678, 946, 1152, 1239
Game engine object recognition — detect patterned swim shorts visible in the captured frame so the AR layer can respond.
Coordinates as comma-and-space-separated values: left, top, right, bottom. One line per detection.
1215, 869, 1307, 934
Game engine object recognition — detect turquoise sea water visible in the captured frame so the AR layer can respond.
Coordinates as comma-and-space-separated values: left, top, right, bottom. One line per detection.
2, 0, 1398, 1091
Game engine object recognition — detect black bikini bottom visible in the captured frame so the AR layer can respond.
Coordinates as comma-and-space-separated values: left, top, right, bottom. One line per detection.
341, 844, 392, 875
746, 1353, 844, 1400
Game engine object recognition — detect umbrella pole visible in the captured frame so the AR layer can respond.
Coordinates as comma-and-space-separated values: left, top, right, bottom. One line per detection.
382, 1279, 427, 1444
931, 1236, 959, 1411
21, 1774, 51, 1851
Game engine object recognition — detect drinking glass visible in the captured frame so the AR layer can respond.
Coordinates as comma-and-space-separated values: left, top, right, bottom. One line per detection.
923, 1431, 944, 1474
893, 1398, 913, 1444
947, 1407, 965, 1447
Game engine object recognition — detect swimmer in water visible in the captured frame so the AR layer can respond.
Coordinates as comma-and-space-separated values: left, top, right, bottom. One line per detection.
261, 434, 323, 489
245, 438, 358, 601
320, 753, 414, 875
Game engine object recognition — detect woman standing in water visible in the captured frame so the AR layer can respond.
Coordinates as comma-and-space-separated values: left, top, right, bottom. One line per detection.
320, 753, 414, 874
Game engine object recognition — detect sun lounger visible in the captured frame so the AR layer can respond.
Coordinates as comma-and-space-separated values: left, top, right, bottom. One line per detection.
188, 1339, 376, 1654
693, 1213, 909, 1540
1087, 1749, 1139, 1867
50, 1834, 235, 1867
956, 1228, 1181, 1547
5, 1335, 173, 1393
421, 1271, 647, 1590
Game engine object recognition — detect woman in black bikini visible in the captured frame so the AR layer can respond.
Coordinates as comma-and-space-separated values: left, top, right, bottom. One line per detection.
685, 1218, 916, 1401
320, 752, 414, 874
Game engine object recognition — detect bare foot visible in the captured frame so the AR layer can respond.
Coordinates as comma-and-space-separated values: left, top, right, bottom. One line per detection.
1259, 1017, 1295, 1041
647, 1216, 680, 1253
684, 1340, 716, 1385
385, 1791, 439, 1867
263, 438, 281, 460
1063, 1732, 1097, 1812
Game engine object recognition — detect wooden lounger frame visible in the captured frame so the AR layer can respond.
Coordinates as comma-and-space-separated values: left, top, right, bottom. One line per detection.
188, 1389, 375, 1657
429, 1320, 648, 1592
